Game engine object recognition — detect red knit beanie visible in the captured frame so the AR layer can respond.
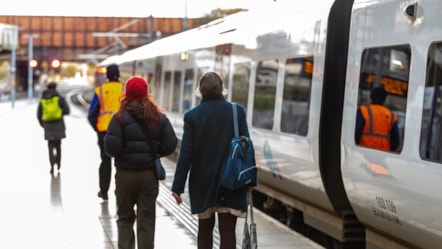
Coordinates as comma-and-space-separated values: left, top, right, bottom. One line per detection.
125, 76, 148, 101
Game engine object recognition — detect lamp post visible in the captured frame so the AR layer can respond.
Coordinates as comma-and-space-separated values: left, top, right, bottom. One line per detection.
183, 0, 188, 31
24, 34, 39, 101
10, 27, 17, 108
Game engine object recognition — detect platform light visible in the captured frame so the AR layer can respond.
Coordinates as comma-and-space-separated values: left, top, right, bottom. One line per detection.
30, 58, 39, 68
181, 52, 189, 61
49, 58, 62, 70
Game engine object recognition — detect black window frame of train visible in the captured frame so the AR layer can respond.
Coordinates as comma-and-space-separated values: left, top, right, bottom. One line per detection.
280, 57, 313, 136
252, 59, 278, 130
248, 57, 314, 135
420, 42, 442, 162
355, 45, 410, 153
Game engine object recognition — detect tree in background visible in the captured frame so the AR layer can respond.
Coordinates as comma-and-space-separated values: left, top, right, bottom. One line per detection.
199, 8, 245, 25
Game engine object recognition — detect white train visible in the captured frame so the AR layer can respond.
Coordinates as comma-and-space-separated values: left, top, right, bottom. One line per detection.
98, 0, 442, 248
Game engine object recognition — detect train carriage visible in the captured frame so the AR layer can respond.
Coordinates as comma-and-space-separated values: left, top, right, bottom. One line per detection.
99, 0, 442, 248
341, 1, 442, 248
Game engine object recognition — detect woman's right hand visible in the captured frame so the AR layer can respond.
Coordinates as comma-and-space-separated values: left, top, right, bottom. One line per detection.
172, 192, 182, 205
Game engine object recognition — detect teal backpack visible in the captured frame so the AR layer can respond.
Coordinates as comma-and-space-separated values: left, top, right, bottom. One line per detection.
41, 96, 62, 121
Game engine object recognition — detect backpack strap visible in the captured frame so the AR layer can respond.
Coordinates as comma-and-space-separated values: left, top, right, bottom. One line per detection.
232, 103, 239, 137
216, 103, 240, 202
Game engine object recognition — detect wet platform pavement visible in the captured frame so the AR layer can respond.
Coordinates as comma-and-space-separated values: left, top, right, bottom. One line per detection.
0, 95, 323, 249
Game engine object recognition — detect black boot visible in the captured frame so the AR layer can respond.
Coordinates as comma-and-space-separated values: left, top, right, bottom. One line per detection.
98, 191, 108, 200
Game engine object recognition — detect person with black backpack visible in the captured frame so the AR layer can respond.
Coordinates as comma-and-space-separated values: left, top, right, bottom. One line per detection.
37, 82, 70, 174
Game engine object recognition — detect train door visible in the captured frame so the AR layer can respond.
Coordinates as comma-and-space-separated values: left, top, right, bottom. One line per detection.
231, 62, 252, 109
420, 42, 442, 161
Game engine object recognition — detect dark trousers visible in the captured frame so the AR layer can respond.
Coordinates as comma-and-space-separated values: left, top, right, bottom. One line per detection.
98, 132, 112, 194
48, 140, 61, 168
115, 168, 159, 249
198, 212, 237, 249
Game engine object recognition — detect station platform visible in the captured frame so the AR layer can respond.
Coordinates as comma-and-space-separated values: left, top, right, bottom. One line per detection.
0, 95, 323, 249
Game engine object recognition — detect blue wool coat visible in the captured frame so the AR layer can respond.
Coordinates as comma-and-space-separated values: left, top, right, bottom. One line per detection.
171, 96, 251, 214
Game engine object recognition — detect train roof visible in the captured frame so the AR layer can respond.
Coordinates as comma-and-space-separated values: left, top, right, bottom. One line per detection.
99, 0, 333, 66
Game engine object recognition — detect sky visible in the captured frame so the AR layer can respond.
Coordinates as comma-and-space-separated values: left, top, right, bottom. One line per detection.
0, 0, 270, 18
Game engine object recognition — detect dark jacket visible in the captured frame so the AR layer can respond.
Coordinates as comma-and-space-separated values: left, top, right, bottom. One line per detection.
37, 89, 70, 141
104, 110, 178, 170
171, 96, 251, 214
87, 93, 100, 132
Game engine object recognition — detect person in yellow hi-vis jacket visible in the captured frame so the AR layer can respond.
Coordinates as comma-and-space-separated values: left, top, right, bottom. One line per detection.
88, 64, 123, 200
37, 82, 70, 174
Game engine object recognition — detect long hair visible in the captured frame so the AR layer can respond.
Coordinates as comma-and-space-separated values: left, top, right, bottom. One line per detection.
116, 94, 162, 130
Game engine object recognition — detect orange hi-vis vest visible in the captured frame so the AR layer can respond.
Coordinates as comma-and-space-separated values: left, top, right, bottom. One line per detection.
359, 104, 397, 151
94, 81, 123, 132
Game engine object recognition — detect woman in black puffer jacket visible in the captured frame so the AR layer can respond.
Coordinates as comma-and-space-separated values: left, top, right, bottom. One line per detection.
104, 76, 177, 249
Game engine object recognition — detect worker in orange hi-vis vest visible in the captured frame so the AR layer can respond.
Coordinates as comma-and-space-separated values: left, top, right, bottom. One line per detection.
355, 86, 400, 152
88, 64, 123, 200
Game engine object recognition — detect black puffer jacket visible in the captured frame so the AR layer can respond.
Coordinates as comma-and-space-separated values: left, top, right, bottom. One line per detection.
37, 89, 70, 141
104, 109, 178, 170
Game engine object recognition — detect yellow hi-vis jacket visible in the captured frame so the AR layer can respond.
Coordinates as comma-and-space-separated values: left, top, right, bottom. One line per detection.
94, 81, 123, 132
359, 104, 397, 151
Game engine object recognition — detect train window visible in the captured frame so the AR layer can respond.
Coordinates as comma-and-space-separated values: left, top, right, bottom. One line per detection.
420, 42, 442, 162
171, 71, 182, 113
253, 59, 278, 130
280, 57, 313, 135
163, 71, 172, 111
195, 67, 209, 104
355, 45, 409, 153
183, 69, 194, 112
152, 63, 162, 101
232, 62, 251, 109
146, 72, 154, 94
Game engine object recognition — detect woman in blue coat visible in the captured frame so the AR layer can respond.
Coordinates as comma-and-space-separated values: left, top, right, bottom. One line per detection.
172, 72, 255, 249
